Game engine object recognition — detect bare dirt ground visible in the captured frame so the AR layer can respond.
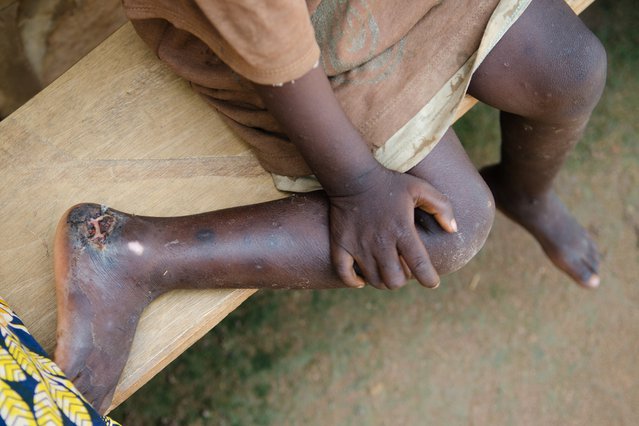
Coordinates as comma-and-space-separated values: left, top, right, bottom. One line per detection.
112, 1, 639, 424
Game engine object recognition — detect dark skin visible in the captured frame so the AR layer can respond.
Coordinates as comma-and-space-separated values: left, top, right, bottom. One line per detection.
468, 0, 606, 287
53, 0, 606, 414
54, 129, 493, 414
253, 66, 458, 290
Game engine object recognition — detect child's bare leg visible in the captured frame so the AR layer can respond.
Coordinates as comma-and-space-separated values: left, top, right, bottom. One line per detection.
54, 129, 493, 413
467, 0, 607, 288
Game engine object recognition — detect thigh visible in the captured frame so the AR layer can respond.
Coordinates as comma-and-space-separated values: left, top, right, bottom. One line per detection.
467, 0, 606, 119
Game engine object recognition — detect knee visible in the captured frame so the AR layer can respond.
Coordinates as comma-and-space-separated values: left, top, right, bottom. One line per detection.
532, 31, 607, 121
428, 179, 495, 275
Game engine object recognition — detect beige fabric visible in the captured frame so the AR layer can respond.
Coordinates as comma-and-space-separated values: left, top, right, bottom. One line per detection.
372, 0, 533, 174
122, 0, 531, 192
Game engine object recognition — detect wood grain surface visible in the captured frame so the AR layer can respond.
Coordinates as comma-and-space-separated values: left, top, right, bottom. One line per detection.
0, 0, 594, 412
0, 24, 282, 410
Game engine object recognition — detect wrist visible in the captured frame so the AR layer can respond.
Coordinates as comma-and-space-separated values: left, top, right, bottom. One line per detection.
322, 161, 388, 198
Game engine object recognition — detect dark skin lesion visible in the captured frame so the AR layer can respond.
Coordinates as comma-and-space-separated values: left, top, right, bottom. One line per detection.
53, 129, 488, 414
53, 0, 605, 414
86, 214, 115, 247
195, 229, 215, 243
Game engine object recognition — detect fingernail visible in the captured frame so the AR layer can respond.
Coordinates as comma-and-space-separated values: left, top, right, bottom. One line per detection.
587, 274, 600, 288
450, 219, 458, 233
430, 280, 440, 289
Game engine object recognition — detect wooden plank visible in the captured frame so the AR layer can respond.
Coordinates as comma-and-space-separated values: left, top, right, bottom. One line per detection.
0, 23, 283, 412
571, 0, 596, 14
0, 0, 596, 413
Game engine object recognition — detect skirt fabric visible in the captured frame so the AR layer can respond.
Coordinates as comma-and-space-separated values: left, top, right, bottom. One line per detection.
124, 0, 533, 192
0, 297, 120, 425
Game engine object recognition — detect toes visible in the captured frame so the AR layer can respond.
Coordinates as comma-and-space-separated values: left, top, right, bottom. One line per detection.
580, 258, 600, 288
72, 369, 92, 401
586, 241, 601, 270
53, 340, 91, 381
568, 256, 599, 289
581, 241, 601, 288
95, 386, 117, 415
549, 248, 600, 289
72, 367, 117, 416
585, 274, 600, 288
89, 384, 115, 416
72, 368, 107, 413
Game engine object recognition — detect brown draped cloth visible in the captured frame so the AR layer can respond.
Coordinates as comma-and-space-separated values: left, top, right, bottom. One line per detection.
123, 0, 531, 192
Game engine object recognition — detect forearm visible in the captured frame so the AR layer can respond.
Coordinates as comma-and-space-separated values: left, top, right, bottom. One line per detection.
254, 65, 455, 290
253, 66, 382, 196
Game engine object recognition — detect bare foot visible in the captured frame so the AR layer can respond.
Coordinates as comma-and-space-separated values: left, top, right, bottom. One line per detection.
53, 203, 161, 414
481, 165, 600, 288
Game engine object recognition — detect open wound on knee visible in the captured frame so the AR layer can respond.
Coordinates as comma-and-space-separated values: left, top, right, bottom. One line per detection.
86, 214, 115, 247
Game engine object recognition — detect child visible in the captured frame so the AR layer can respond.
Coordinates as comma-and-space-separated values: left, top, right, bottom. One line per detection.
53, 0, 606, 413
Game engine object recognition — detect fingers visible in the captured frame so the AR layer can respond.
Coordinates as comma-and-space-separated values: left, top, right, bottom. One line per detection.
397, 230, 440, 288
398, 256, 412, 280
356, 254, 386, 290
375, 249, 409, 290
412, 179, 457, 234
333, 242, 439, 290
333, 244, 409, 290
331, 245, 366, 288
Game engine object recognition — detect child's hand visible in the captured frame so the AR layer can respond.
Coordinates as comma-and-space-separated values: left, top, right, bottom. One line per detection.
252, 67, 456, 289
328, 167, 457, 290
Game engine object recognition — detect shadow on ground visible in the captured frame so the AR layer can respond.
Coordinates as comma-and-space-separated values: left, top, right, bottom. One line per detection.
113, 1, 639, 424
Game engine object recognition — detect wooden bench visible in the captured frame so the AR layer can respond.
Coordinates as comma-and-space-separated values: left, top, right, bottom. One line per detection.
0, 0, 593, 413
